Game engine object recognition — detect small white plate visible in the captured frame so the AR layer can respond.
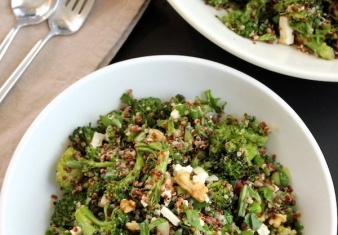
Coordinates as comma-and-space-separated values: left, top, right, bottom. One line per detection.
168, 0, 338, 81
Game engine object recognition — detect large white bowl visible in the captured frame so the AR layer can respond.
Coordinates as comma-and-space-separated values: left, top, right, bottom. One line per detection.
168, 0, 338, 81
0, 56, 336, 235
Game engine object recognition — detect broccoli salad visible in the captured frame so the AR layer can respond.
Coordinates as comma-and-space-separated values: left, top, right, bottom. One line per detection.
46, 90, 303, 235
205, 0, 338, 60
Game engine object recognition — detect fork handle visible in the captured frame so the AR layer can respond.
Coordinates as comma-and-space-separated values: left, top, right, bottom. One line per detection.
0, 24, 22, 61
0, 31, 55, 104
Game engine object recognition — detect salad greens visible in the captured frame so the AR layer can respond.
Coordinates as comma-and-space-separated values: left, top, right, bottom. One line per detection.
46, 90, 303, 235
205, 0, 338, 60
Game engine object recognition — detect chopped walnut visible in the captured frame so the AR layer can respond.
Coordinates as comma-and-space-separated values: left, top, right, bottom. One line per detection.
120, 199, 136, 213
125, 221, 140, 231
148, 128, 166, 142
269, 213, 287, 227
173, 170, 208, 202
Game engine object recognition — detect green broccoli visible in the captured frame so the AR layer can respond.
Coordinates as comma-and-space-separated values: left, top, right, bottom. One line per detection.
75, 205, 130, 235
47, 191, 87, 230
56, 147, 116, 192
174, 90, 225, 120
220, 0, 277, 42
45, 226, 71, 235
280, 1, 336, 60
207, 0, 229, 8
104, 151, 145, 203
56, 147, 84, 191
65, 154, 116, 172
207, 179, 234, 210
69, 124, 98, 154
120, 92, 171, 128
220, 154, 259, 181
135, 142, 171, 207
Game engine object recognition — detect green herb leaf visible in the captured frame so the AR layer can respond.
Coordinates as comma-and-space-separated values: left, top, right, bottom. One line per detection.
244, 213, 263, 231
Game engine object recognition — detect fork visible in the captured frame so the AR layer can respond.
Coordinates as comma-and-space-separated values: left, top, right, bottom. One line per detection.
0, 0, 95, 104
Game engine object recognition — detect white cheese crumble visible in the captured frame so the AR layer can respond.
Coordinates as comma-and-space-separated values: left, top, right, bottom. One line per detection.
170, 109, 181, 119
279, 16, 294, 45
257, 223, 270, 235
90, 132, 105, 148
192, 172, 209, 184
173, 164, 193, 175
98, 195, 109, 208
206, 174, 219, 182
160, 206, 181, 226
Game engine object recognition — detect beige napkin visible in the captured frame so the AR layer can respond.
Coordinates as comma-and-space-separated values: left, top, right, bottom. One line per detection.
0, 0, 150, 192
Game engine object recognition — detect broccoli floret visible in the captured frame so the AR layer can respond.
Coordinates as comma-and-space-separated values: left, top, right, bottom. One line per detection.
56, 146, 117, 191
135, 142, 171, 207
281, 2, 336, 59
75, 205, 130, 235
104, 151, 145, 203
56, 147, 84, 191
65, 155, 116, 173
272, 225, 298, 235
120, 92, 170, 128
49, 191, 87, 229
210, 115, 268, 161
220, 0, 277, 42
69, 124, 97, 153
45, 226, 71, 235
171, 94, 186, 104
207, 179, 234, 210
207, 0, 229, 8
220, 154, 259, 181
84, 145, 102, 160
174, 90, 225, 120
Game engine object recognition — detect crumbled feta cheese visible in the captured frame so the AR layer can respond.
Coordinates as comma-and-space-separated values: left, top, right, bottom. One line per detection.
257, 223, 270, 235
98, 195, 109, 208
173, 164, 193, 175
206, 174, 219, 182
192, 172, 209, 184
90, 132, 105, 148
70, 226, 83, 235
200, 218, 205, 226
279, 16, 294, 45
160, 206, 181, 226
170, 109, 180, 119
154, 209, 161, 216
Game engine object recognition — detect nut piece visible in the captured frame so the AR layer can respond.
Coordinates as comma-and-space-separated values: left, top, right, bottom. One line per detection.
269, 214, 287, 227
125, 221, 140, 231
148, 129, 166, 142
120, 199, 136, 213
174, 170, 208, 202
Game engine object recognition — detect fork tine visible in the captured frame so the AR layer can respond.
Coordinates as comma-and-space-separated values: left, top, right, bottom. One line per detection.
72, 0, 85, 13
78, 0, 95, 15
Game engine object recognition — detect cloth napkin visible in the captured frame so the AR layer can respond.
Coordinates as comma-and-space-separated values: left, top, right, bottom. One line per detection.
0, 0, 150, 192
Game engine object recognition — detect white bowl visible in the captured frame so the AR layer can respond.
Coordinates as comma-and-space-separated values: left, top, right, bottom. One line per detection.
0, 56, 336, 235
168, 0, 338, 81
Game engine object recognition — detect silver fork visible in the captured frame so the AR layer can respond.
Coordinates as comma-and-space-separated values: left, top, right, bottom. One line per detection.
0, 0, 95, 104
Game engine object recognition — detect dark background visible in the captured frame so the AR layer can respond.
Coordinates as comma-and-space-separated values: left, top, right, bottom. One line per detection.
111, 0, 338, 219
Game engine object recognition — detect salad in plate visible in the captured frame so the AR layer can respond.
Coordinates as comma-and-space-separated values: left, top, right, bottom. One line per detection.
46, 90, 303, 235
205, 0, 338, 60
